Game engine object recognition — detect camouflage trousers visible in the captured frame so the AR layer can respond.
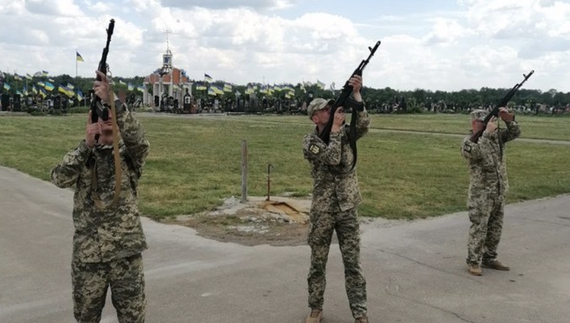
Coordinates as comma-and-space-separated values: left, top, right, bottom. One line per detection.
467, 194, 505, 265
71, 253, 146, 323
307, 208, 367, 318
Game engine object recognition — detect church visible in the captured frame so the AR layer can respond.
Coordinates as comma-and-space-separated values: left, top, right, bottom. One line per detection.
142, 37, 192, 108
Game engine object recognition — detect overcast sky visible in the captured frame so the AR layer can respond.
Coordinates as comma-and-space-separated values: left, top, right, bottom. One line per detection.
1, 0, 569, 92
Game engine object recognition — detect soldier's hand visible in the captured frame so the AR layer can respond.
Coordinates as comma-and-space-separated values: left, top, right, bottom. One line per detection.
93, 70, 111, 104
498, 107, 514, 122
485, 117, 498, 134
349, 75, 362, 93
332, 108, 345, 133
86, 110, 101, 148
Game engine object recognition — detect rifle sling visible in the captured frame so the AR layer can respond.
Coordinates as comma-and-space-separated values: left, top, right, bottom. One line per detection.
91, 86, 122, 210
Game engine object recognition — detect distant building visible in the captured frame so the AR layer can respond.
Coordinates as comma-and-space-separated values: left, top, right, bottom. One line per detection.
142, 37, 192, 107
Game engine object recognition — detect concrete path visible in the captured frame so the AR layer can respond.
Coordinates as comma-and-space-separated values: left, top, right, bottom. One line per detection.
0, 165, 569, 323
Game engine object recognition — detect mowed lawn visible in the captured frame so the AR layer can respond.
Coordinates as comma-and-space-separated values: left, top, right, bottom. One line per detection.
251, 113, 570, 141
0, 112, 568, 220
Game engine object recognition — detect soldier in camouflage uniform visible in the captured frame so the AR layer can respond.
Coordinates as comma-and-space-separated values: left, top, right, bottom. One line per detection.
461, 107, 520, 276
50, 70, 149, 322
302, 75, 370, 323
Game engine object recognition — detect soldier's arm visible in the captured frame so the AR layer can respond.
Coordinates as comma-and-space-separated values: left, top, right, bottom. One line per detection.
114, 100, 150, 177
50, 141, 92, 188
303, 132, 343, 166
500, 120, 521, 143
461, 136, 484, 161
352, 103, 370, 141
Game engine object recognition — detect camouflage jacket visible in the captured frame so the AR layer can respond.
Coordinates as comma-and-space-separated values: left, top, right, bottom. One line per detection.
461, 120, 521, 198
303, 109, 370, 213
50, 103, 150, 263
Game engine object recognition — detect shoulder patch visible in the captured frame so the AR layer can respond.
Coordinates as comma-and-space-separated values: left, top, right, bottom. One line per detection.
463, 145, 472, 152
309, 144, 320, 155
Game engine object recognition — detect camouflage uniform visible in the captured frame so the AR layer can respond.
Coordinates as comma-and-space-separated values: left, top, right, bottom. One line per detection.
461, 110, 520, 266
303, 99, 370, 319
51, 101, 149, 323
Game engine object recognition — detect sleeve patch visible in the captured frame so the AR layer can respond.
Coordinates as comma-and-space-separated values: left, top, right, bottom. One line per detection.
463, 145, 472, 152
309, 144, 320, 155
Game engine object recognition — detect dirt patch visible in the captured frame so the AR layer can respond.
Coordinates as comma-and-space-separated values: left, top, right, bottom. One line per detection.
164, 196, 313, 246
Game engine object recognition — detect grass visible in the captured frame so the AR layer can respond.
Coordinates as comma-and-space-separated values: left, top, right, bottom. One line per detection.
255, 113, 570, 141
0, 112, 569, 220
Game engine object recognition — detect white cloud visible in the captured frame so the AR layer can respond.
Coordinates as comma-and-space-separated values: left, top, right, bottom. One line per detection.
25, 0, 83, 17
0, 0, 569, 92
88, 1, 113, 13
422, 18, 469, 45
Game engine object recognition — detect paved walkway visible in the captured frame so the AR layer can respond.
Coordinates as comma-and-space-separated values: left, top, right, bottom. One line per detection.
1, 165, 569, 323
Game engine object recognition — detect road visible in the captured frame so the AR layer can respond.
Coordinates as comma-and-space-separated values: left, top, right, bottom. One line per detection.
1, 165, 569, 323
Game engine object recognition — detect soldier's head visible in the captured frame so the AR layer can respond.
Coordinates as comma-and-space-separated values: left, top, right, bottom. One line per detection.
470, 109, 486, 132
308, 98, 334, 125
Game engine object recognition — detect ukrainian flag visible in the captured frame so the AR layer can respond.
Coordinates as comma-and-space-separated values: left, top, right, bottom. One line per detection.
44, 81, 55, 91
195, 82, 207, 90
212, 85, 224, 95
76, 51, 84, 62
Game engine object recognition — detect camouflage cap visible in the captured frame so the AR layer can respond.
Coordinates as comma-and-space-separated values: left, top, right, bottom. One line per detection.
470, 109, 487, 121
307, 98, 334, 119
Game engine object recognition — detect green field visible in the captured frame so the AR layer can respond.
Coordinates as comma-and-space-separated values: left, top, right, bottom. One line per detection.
0, 112, 568, 220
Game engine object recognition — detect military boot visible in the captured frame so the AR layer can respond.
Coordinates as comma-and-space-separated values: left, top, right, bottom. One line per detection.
306, 309, 323, 323
468, 263, 482, 276
482, 259, 510, 271
355, 316, 369, 323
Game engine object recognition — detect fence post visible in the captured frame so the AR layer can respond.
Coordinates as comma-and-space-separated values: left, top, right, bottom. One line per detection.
241, 139, 248, 203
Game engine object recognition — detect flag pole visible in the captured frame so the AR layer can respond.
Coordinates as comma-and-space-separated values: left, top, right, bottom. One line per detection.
75, 49, 78, 107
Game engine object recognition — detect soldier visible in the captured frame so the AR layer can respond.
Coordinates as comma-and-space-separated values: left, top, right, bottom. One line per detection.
461, 107, 520, 276
302, 74, 370, 323
50, 70, 149, 323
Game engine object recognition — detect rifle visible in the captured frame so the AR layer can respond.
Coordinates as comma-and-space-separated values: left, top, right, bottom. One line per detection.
88, 19, 122, 210
470, 70, 534, 143
319, 40, 381, 171
91, 19, 115, 136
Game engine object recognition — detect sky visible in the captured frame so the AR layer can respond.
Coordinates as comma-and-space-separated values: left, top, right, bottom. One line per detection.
1, 0, 569, 92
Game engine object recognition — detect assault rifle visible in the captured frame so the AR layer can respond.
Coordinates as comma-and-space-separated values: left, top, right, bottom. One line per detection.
470, 70, 534, 143
87, 19, 123, 210
91, 19, 115, 134
319, 40, 381, 171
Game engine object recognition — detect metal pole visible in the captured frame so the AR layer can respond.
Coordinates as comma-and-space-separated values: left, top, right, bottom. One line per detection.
241, 140, 248, 203
266, 164, 273, 201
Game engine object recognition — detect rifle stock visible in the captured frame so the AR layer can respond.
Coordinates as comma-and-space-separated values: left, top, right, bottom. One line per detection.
470, 70, 534, 143
318, 40, 381, 171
